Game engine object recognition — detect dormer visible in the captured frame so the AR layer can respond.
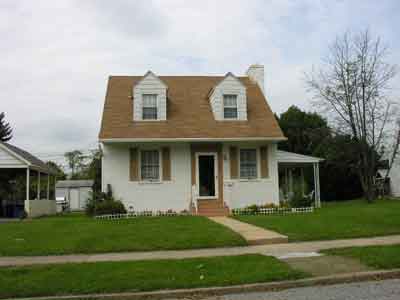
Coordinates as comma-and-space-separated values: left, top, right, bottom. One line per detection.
209, 72, 247, 121
133, 71, 167, 121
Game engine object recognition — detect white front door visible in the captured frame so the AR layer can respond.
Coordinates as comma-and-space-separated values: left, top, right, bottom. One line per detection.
196, 153, 218, 199
69, 189, 80, 210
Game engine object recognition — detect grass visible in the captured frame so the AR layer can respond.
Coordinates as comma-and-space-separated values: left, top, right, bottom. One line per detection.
0, 254, 307, 299
322, 244, 400, 270
234, 198, 400, 242
0, 214, 246, 256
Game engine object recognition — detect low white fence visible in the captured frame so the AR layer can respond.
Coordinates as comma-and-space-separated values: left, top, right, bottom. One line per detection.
231, 206, 314, 215
95, 210, 190, 220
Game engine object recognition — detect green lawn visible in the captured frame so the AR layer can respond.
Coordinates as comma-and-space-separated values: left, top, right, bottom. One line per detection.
0, 254, 307, 299
234, 199, 400, 242
0, 214, 246, 256
322, 244, 400, 270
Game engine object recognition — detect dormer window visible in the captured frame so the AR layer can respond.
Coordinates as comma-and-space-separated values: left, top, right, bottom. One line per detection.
142, 94, 158, 120
223, 94, 238, 119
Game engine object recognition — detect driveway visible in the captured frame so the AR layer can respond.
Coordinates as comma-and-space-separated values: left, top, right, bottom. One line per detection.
197, 279, 400, 300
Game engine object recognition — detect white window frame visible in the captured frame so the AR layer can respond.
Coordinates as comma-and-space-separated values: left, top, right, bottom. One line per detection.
239, 148, 258, 180
223, 94, 238, 120
139, 149, 162, 182
142, 94, 158, 121
195, 152, 219, 199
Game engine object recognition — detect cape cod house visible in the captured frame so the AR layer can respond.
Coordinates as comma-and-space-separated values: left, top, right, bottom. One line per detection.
99, 65, 323, 216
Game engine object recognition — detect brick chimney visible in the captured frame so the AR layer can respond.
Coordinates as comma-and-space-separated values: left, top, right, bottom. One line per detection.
246, 64, 264, 94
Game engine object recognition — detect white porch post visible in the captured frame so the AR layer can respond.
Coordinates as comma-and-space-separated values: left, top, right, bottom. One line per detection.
313, 163, 317, 207
47, 173, 50, 200
313, 163, 321, 208
316, 162, 321, 208
25, 167, 30, 213
37, 171, 41, 200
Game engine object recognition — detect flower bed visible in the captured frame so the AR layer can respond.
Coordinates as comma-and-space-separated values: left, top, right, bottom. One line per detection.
94, 210, 191, 220
232, 206, 314, 216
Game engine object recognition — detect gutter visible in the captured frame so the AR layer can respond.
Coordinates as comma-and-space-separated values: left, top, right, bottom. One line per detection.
99, 137, 287, 143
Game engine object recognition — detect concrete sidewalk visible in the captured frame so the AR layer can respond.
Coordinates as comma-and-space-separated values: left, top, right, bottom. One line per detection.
1, 235, 400, 267
209, 217, 288, 245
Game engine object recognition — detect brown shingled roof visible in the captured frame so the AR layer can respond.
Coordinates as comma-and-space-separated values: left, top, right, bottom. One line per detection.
99, 75, 285, 140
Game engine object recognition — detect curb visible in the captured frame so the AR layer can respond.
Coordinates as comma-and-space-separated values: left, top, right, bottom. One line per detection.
5, 269, 400, 300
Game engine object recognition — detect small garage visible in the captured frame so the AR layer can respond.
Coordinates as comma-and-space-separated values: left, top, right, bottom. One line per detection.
55, 180, 93, 211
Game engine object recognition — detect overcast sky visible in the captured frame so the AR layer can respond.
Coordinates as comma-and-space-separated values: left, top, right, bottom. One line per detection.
1, 0, 399, 165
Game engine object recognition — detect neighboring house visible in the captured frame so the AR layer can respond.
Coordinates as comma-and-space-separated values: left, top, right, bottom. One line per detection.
390, 161, 400, 197
55, 180, 94, 211
99, 65, 322, 216
0, 142, 57, 218
379, 159, 400, 197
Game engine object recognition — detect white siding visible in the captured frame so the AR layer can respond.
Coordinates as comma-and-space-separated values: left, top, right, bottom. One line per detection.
389, 161, 400, 197
0, 147, 24, 167
55, 186, 92, 211
133, 72, 167, 121
102, 141, 280, 212
210, 74, 247, 120
102, 143, 192, 212
222, 142, 280, 208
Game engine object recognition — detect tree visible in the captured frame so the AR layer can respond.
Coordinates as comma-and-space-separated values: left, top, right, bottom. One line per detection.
46, 161, 66, 180
277, 105, 330, 155
64, 150, 84, 178
306, 30, 400, 202
0, 112, 12, 142
277, 106, 363, 201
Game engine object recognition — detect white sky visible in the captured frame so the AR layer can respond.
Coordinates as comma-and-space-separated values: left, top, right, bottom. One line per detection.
1, 0, 399, 166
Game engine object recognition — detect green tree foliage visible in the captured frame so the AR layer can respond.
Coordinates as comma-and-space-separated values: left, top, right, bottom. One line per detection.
64, 150, 84, 177
46, 161, 66, 180
277, 106, 363, 201
0, 112, 12, 142
277, 106, 330, 155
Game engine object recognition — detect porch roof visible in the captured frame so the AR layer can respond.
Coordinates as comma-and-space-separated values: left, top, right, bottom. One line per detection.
0, 142, 56, 174
277, 150, 324, 164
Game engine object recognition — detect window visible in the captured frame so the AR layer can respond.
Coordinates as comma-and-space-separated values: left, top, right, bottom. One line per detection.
223, 94, 238, 119
240, 149, 257, 179
140, 150, 160, 180
142, 94, 157, 120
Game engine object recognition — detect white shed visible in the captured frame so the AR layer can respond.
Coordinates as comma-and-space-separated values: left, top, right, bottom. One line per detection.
55, 180, 93, 211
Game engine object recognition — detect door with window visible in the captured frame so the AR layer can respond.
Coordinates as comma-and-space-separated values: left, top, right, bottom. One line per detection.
196, 153, 218, 199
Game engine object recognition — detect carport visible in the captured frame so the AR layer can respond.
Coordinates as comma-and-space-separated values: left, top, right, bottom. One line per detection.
0, 142, 57, 218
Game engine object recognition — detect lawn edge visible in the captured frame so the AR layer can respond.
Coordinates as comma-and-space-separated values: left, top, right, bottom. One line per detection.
5, 269, 400, 300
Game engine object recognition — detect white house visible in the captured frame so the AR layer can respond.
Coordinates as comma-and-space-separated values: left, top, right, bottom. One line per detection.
380, 159, 400, 197
55, 180, 93, 211
99, 65, 323, 216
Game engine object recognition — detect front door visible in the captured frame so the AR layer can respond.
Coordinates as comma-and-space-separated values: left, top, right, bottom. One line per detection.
196, 153, 218, 198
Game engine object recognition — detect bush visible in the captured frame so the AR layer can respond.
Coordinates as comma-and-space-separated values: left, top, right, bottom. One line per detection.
85, 184, 127, 216
246, 204, 259, 214
95, 200, 127, 216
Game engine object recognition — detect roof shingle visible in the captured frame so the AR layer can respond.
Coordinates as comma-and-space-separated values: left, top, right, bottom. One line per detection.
99, 75, 285, 140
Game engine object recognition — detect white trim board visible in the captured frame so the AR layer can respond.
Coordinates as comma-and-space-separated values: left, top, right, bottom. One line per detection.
100, 137, 286, 143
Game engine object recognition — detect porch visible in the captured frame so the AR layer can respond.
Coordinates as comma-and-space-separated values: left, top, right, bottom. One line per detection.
277, 150, 324, 208
0, 142, 57, 218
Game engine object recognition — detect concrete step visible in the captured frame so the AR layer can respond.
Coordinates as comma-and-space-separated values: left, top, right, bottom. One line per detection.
197, 208, 230, 217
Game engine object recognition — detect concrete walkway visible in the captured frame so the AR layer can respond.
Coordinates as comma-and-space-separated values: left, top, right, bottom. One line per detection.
1, 235, 400, 267
209, 216, 288, 245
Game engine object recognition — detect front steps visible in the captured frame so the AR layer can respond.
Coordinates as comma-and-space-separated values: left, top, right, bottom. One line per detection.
196, 199, 230, 216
